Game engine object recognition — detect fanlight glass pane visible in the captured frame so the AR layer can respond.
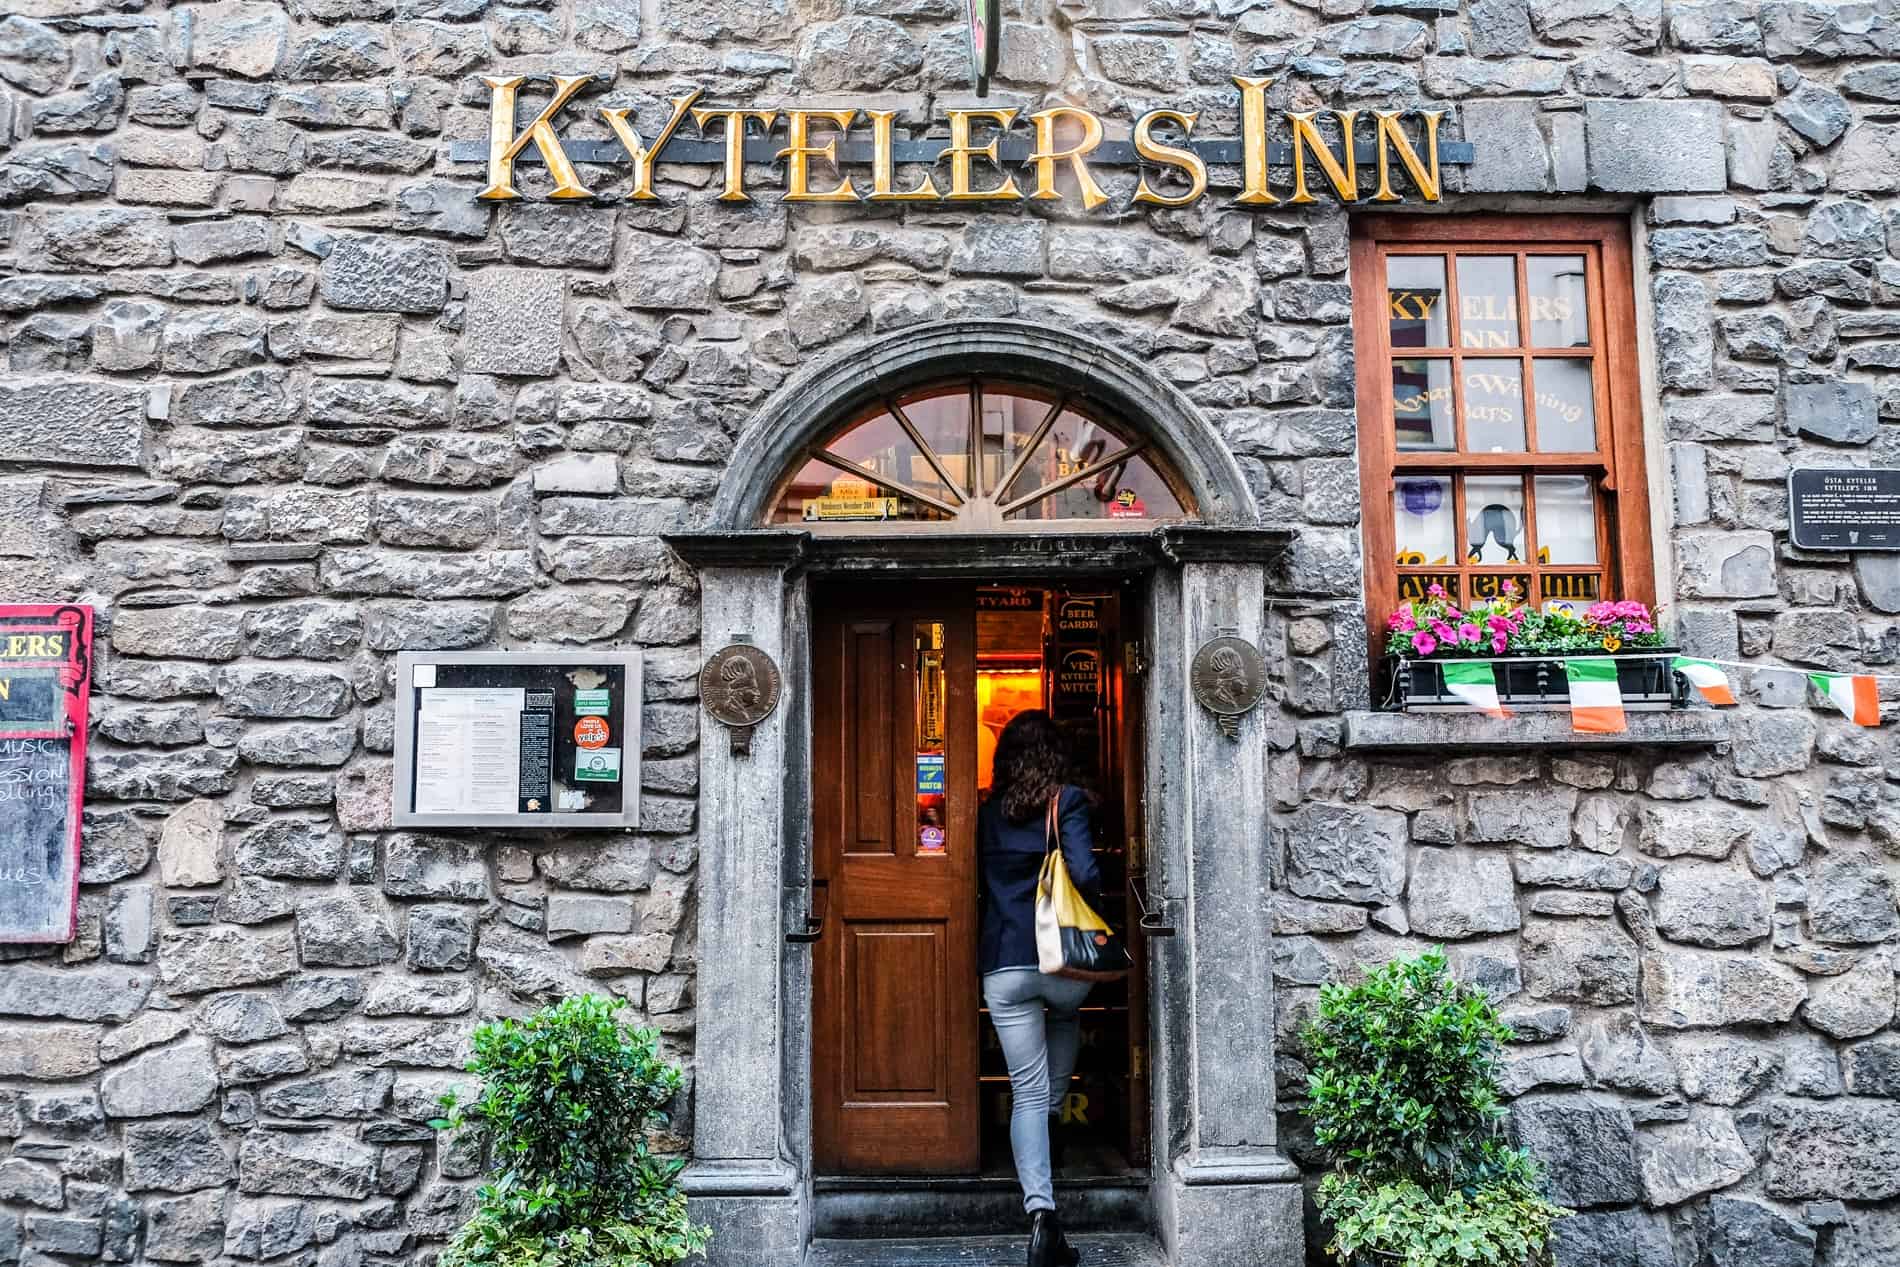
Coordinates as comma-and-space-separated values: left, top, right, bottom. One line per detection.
770, 456, 948, 524
826, 408, 961, 506
978, 387, 1061, 494
892, 388, 973, 495
1387, 255, 1449, 348
1006, 450, 1185, 522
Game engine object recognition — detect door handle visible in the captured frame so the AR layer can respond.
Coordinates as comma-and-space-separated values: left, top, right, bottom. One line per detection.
786, 878, 828, 943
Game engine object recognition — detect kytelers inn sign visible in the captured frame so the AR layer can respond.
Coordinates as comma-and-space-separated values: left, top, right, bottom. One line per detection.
447, 77, 1471, 209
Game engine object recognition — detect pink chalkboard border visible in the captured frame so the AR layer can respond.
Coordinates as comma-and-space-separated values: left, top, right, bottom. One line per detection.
0, 604, 92, 944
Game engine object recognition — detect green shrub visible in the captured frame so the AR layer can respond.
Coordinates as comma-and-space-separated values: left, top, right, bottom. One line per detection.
435, 994, 711, 1267
1300, 949, 1569, 1267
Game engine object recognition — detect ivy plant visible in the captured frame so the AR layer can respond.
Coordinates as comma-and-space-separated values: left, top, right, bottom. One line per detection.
435, 994, 711, 1267
1300, 949, 1569, 1267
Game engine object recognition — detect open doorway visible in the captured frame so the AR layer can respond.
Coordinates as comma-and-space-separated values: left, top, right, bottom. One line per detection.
808, 578, 1151, 1197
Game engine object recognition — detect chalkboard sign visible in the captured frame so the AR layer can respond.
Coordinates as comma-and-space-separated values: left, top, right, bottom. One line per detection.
394, 651, 642, 829
1789, 468, 1900, 551
0, 605, 93, 944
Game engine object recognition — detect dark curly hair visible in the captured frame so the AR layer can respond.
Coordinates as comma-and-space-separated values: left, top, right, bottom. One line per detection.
990, 709, 1074, 825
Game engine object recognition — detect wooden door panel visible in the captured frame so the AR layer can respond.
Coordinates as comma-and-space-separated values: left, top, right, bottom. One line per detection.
813, 587, 979, 1175
844, 619, 895, 854
847, 924, 945, 1095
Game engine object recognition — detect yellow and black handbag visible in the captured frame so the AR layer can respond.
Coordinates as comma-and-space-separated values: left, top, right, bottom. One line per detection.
1034, 794, 1131, 982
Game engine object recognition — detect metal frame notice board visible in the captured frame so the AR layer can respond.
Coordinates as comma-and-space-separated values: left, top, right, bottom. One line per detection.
394, 651, 642, 829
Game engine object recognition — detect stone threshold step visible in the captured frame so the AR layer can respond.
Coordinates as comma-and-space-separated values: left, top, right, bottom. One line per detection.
806, 1234, 1167, 1267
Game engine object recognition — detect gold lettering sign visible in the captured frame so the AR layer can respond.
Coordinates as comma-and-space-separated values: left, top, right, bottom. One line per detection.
465, 75, 1451, 208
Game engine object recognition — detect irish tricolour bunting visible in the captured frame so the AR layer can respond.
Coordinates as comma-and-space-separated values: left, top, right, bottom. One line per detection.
1810, 672, 1881, 726
1672, 657, 1735, 706
1564, 658, 1625, 733
1440, 661, 1506, 717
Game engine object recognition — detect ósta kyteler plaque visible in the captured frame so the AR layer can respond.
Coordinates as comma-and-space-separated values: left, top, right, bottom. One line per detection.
1789, 469, 1900, 551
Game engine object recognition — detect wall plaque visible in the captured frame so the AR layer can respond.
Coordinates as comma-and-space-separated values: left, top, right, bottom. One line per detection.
701, 643, 782, 755
1191, 635, 1267, 739
393, 651, 642, 829
1789, 468, 1900, 550
0, 605, 93, 944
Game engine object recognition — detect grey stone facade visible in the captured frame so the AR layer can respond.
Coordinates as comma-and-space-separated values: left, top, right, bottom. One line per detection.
2, 0, 1900, 1263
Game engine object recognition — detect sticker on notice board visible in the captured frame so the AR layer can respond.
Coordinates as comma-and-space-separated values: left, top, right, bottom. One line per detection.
575, 747, 621, 782
917, 754, 945, 794
574, 687, 611, 715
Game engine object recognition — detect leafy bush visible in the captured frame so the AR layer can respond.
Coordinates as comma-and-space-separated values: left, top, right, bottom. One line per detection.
1301, 950, 1569, 1266
436, 994, 711, 1267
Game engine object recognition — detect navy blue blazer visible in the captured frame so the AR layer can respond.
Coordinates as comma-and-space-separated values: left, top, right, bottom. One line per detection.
977, 784, 1102, 974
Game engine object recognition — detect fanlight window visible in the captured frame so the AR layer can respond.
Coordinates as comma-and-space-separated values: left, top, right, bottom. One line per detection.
768, 379, 1192, 530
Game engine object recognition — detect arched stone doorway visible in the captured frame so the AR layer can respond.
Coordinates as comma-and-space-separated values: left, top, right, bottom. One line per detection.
667, 320, 1302, 1267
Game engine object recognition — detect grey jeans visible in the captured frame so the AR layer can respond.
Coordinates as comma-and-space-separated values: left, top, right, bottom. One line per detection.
983, 966, 1094, 1214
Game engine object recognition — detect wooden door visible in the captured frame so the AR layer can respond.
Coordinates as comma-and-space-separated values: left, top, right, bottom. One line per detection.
811, 585, 981, 1174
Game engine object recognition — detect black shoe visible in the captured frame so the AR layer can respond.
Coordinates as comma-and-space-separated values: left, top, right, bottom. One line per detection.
1028, 1210, 1081, 1267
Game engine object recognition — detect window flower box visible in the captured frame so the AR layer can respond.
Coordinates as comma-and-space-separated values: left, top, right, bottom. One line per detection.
1380, 649, 1686, 712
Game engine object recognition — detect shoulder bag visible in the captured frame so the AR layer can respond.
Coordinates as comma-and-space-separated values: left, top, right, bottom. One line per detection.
1034, 792, 1131, 982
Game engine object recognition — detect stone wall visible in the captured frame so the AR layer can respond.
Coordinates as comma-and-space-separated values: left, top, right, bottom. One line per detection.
3, 0, 1900, 1262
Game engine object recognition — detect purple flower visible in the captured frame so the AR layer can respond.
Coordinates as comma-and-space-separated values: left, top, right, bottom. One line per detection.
1412, 631, 1438, 657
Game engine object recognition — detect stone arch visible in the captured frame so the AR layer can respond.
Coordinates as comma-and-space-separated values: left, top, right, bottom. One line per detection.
709, 319, 1260, 531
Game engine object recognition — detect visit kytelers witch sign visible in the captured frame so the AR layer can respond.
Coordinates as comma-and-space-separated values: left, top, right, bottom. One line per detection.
447, 77, 1470, 208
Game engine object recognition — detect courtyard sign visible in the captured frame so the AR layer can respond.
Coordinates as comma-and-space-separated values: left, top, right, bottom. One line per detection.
449, 76, 1467, 209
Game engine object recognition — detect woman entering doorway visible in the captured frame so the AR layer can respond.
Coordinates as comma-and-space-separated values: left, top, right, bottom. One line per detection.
979, 710, 1101, 1267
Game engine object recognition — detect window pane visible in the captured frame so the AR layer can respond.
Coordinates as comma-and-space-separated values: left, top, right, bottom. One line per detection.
1534, 475, 1598, 565
1533, 358, 1597, 451
1393, 476, 1454, 565
914, 621, 947, 856
1393, 359, 1454, 451
1527, 254, 1589, 347
1464, 475, 1526, 565
1006, 451, 1185, 521
1457, 255, 1518, 349
1387, 255, 1449, 348
1462, 358, 1526, 452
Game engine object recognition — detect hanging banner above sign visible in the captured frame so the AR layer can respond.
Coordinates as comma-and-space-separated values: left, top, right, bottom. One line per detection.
447, 77, 1469, 208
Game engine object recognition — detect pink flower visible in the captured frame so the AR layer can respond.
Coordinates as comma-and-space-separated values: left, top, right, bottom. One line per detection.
1625, 620, 1653, 634
1502, 579, 1519, 594
1412, 631, 1437, 656
1491, 634, 1507, 654
1615, 600, 1648, 619
1458, 622, 1481, 643
1430, 620, 1455, 642
1427, 583, 1447, 598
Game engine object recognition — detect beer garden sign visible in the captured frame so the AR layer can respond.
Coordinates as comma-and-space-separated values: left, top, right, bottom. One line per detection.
447, 77, 1474, 209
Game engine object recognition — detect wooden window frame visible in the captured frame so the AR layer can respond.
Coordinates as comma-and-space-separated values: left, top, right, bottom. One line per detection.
1351, 214, 1656, 667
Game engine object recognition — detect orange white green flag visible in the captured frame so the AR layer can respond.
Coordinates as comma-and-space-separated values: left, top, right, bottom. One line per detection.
1809, 672, 1881, 726
1672, 657, 1736, 706
1564, 658, 1625, 733
1440, 660, 1507, 717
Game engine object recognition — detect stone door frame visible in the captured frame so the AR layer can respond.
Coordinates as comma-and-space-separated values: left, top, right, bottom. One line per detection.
668, 320, 1304, 1267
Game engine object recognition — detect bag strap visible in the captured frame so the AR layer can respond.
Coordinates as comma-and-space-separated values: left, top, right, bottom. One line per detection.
1043, 790, 1061, 855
